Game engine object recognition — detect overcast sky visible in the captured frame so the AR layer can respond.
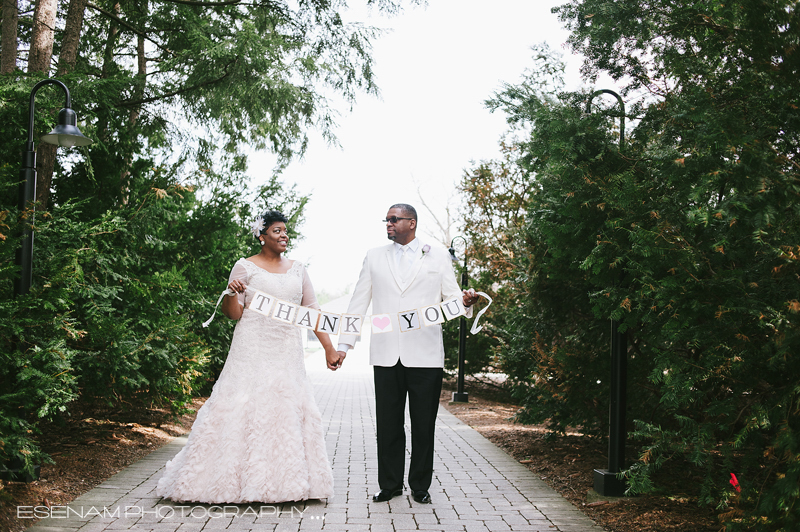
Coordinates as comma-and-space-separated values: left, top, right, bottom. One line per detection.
250, 1, 614, 295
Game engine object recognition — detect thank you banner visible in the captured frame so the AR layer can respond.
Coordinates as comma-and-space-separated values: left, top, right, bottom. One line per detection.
203, 288, 492, 334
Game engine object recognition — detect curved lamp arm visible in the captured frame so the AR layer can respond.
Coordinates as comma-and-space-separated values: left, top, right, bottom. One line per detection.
586, 89, 625, 151
27, 79, 92, 149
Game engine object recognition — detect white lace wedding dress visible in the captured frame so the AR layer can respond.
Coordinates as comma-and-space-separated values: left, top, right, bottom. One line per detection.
156, 259, 334, 503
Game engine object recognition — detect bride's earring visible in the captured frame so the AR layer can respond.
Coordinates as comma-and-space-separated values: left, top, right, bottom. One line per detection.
260, 240, 266, 246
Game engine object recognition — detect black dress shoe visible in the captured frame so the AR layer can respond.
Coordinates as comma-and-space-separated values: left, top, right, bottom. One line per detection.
372, 487, 403, 502
412, 490, 431, 504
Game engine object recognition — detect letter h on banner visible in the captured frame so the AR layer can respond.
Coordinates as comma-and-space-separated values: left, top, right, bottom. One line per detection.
272, 300, 297, 324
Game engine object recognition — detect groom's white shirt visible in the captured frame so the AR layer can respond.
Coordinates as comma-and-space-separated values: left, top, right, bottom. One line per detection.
339, 238, 472, 368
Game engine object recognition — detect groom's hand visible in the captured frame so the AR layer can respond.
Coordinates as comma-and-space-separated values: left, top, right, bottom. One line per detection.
326, 347, 342, 371
335, 350, 347, 369
462, 288, 478, 307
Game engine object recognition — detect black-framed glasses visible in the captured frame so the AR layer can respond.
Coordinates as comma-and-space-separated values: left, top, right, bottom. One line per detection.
383, 216, 413, 224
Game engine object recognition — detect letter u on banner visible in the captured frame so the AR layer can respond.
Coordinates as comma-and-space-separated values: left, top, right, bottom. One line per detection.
441, 297, 466, 320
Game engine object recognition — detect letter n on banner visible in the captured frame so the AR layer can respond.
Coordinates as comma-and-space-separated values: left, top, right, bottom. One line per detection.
295, 307, 320, 330
318, 312, 341, 334
272, 300, 298, 324
398, 310, 420, 332
441, 298, 466, 321
421, 304, 444, 326
342, 314, 363, 336
249, 290, 274, 316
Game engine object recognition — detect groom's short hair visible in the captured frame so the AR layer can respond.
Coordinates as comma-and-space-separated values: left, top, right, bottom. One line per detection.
390, 203, 417, 221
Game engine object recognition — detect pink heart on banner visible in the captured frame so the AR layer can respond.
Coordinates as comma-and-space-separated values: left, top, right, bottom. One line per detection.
373, 316, 390, 330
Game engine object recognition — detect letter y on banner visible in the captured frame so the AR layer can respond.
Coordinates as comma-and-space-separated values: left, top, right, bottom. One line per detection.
398, 310, 420, 332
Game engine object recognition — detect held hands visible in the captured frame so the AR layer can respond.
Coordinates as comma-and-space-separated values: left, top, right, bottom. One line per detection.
462, 288, 479, 307
326, 347, 346, 371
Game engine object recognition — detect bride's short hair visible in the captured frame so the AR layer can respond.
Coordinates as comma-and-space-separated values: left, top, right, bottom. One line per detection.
256, 210, 289, 236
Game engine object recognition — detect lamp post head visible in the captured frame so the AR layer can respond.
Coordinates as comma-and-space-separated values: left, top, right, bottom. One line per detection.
41, 107, 92, 147
449, 247, 457, 261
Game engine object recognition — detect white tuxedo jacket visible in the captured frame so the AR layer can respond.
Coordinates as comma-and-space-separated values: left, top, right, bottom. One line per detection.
340, 241, 471, 368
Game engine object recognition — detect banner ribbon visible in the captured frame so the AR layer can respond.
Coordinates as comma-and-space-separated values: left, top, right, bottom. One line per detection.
202, 288, 236, 328
469, 291, 493, 334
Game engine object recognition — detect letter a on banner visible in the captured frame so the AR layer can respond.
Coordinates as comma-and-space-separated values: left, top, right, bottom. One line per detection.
272, 300, 298, 324
250, 290, 274, 316
398, 310, 420, 332
371, 314, 393, 334
295, 307, 320, 330
441, 298, 466, 320
421, 304, 445, 326
342, 314, 363, 336
318, 312, 341, 334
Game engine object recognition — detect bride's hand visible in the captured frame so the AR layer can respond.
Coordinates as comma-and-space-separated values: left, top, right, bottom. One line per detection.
228, 279, 246, 293
325, 346, 341, 371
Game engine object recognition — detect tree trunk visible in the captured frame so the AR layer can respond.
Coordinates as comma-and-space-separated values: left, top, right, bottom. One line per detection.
1, 0, 18, 74
28, 0, 57, 73
120, 29, 146, 203
57, 0, 89, 75
96, 2, 121, 144
28, 0, 58, 209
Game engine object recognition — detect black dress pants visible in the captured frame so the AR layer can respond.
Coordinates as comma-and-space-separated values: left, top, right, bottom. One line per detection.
373, 361, 443, 492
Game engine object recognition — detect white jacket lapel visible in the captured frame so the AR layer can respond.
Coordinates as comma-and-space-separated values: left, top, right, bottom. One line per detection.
403, 243, 426, 290
385, 246, 405, 290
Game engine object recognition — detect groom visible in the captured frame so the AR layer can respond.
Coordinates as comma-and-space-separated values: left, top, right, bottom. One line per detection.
337, 203, 478, 504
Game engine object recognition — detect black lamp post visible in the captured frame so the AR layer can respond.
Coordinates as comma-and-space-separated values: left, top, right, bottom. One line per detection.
14, 79, 92, 298
586, 89, 628, 497
3, 80, 91, 484
449, 236, 469, 403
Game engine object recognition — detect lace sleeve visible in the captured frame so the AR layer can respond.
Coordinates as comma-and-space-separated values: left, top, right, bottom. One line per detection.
300, 264, 321, 310
227, 260, 248, 307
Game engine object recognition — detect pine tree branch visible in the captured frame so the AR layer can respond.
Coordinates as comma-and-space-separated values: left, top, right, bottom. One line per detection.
87, 2, 176, 56
116, 60, 236, 108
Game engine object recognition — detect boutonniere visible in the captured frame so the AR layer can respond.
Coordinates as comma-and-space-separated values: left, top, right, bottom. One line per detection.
422, 244, 431, 255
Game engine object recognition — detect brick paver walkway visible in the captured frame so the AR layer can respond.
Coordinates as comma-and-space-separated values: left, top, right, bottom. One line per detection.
25, 343, 603, 532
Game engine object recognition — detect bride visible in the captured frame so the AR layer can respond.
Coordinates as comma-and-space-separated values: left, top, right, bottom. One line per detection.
156, 210, 342, 503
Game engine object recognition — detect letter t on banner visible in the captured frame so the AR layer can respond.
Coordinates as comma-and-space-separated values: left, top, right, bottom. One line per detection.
249, 290, 274, 316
